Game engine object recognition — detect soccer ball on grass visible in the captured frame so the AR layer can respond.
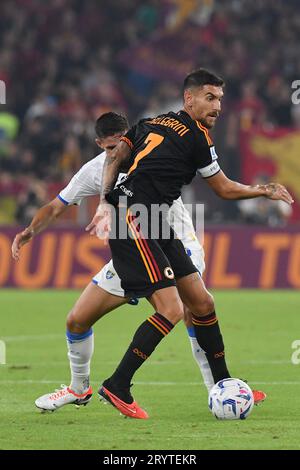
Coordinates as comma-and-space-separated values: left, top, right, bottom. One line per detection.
208, 378, 254, 420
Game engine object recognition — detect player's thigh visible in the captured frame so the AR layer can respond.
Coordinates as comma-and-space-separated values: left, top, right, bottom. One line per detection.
162, 237, 198, 280
109, 231, 176, 299
67, 282, 128, 330
176, 273, 214, 316
92, 259, 126, 297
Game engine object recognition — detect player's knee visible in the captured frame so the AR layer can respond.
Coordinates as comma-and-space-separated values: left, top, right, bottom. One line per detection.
66, 309, 90, 334
160, 300, 184, 325
192, 292, 215, 317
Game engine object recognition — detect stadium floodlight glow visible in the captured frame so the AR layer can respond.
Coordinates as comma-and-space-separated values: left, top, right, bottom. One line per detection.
0, 80, 6, 104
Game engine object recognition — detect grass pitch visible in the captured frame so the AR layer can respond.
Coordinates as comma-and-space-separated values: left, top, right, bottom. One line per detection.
0, 289, 299, 450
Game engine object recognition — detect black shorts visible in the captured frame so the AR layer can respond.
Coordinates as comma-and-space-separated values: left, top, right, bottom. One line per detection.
109, 207, 198, 298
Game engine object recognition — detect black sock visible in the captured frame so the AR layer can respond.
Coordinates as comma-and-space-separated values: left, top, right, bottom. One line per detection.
192, 312, 231, 383
109, 312, 174, 390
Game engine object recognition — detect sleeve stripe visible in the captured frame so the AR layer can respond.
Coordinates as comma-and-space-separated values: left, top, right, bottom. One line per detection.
57, 194, 69, 205
195, 121, 213, 146
121, 136, 134, 149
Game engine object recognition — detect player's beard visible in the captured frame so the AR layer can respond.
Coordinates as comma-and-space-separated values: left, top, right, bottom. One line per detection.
201, 115, 217, 129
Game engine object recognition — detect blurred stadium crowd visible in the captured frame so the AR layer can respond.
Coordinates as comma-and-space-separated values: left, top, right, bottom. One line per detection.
0, 0, 299, 225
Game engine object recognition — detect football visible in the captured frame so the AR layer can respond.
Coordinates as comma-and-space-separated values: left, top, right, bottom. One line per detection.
208, 378, 254, 420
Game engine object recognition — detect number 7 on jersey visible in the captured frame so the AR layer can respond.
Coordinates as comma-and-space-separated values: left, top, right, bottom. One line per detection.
128, 133, 164, 175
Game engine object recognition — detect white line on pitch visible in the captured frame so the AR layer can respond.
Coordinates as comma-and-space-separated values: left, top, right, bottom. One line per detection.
2, 334, 63, 342
0, 380, 300, 386
0, 359, 294, 365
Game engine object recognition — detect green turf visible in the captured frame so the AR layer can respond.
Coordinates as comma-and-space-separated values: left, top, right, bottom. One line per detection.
0, 289, 299, 450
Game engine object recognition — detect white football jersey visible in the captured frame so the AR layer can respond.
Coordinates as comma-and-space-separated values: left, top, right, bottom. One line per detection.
58, 151, 127, 206
167, 197, 198, 246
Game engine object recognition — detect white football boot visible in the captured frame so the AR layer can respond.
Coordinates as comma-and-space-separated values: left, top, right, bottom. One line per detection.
35, 384, 93, 412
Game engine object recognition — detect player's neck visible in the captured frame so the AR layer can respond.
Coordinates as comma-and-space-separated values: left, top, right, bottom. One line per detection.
183, 106, 209, 129
183, 106, 198, 122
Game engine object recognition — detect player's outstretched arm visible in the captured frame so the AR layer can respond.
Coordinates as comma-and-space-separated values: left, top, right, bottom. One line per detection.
205, 170, 294, 205
86, 141, 131, 237
11, 198, 68, 260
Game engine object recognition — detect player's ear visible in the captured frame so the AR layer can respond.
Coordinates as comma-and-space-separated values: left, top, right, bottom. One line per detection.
184, 89, 193, 107
95, 138, 102, 148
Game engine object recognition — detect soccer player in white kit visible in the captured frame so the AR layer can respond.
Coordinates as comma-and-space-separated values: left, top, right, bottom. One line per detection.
12, 112, 217, 411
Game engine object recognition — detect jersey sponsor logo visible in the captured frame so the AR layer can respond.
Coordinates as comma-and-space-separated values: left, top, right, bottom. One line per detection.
120, 185, 133, 197
116, 173, 128, 186
210, 146, 218, 161
106, 270, 115, 280
164, 267, 175, 279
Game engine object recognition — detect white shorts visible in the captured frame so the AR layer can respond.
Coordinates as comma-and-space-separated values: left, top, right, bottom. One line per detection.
92, 240, 205, 298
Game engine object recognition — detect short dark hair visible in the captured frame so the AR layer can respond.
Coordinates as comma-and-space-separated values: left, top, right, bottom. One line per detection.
95, 112, 129, 138
183, 68, 224, 92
